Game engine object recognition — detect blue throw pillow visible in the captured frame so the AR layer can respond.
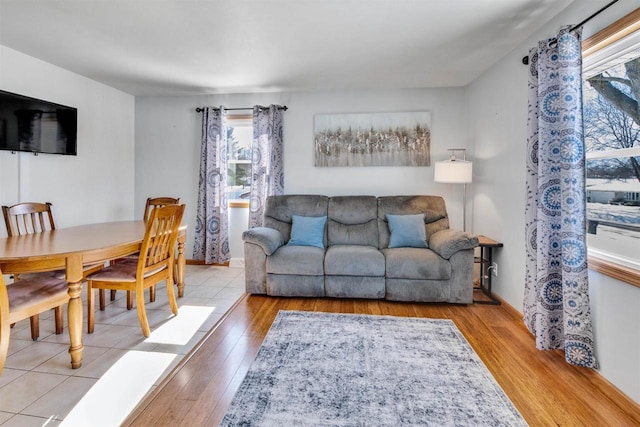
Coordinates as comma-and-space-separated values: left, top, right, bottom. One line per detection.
288, 215, 327, 249
386, 213, 428, 248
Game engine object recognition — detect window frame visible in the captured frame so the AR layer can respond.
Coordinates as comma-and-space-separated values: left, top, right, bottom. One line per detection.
583, 8, 640, 288
227, 114, 252, 209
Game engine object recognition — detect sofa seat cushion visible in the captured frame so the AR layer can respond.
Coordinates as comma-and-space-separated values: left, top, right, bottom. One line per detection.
325, 245, 385, 277
267, 245, 325, 276
382, 247, 451, 280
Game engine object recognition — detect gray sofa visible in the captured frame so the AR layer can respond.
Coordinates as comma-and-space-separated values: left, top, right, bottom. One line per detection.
242, 195, 479, 303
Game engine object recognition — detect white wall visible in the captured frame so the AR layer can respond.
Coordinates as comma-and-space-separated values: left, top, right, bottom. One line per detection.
466, 0, 640, 403
0, 46, 136, 232
135, 87, 469, 258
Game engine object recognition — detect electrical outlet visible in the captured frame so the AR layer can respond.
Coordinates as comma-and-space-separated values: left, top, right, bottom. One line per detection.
491, 262, 498, 277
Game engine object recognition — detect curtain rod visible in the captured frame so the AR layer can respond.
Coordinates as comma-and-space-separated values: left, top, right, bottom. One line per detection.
521, 0, 620, 65
195, 105, 288, 113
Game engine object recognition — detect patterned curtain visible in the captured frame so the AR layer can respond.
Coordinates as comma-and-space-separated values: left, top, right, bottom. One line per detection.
524, 27, 597, 368
193, 107, 230, 264
249, 105, 285, 227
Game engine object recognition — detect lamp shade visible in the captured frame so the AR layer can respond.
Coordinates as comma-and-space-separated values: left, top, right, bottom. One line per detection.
434, 160, 472, 183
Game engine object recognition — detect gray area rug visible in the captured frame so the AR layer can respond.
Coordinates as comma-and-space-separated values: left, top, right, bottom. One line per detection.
220, 311, 528, 426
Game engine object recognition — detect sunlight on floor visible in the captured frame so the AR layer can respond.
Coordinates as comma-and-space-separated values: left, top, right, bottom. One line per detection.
57, 306, 214, 426
146, 305, 215, 345
59, 351, 176, 427
41, 416, 57, 426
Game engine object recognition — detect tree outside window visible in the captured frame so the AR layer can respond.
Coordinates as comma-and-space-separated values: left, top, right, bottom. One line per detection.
584, 42, 640, 270
227, 116, 252, 204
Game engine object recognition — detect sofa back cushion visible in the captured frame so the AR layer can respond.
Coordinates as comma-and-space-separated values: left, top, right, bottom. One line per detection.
327, 196, 378, 247
264, 195, 329, 243
377, 196, 449, 249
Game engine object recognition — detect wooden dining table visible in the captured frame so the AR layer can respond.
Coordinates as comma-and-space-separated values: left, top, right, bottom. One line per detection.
0, 220, 187, 369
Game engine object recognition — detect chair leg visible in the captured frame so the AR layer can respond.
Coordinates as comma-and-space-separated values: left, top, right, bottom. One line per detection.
135, 291, 151, 337
166, 278, 178, 316
126, 291, 133, 310
54, 307, 64, 334
105, 261, 118, 307
173, 263, 179, 293
149, 285, 156, 303
30, 315, 40, 341
99, 289, 106, 311
87, 283, 95, 334
0, 315, 9, 375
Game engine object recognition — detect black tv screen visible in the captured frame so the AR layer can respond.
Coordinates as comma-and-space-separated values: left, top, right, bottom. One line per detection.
0, 90, 77, 155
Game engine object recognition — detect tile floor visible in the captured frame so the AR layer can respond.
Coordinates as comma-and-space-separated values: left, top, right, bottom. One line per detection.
0, 264, 246, 426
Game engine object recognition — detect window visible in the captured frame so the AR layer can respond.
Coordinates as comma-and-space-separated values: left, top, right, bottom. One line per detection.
583, 8, 640, 286
227, 115, 252, 207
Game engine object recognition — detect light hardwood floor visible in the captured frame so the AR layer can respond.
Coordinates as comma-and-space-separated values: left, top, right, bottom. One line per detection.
124, 293, 640, 426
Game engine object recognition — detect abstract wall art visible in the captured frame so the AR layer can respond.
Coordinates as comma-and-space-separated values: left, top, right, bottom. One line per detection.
314, 111, 431, 167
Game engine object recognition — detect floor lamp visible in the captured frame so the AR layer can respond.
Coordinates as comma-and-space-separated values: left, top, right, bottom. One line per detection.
434, 148, 473, 232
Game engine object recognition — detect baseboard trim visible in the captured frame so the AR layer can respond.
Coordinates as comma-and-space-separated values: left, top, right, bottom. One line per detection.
229, 258, 245, 268
186, 258, 243, 268
186, 259, 230, 267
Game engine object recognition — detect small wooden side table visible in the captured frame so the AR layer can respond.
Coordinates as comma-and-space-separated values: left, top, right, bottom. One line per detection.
474, 235, 503, 305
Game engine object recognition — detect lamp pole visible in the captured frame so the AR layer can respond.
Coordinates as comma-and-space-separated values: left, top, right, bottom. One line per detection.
462, 182, 467, 232
462, 150, 467, 233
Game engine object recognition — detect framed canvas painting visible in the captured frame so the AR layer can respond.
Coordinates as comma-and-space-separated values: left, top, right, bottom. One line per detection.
314, 111, 431, 167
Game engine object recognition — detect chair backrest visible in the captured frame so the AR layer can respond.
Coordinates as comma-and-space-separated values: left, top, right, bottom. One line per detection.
138, 204, 185, 279
143, 197, 180, 224
2, 202, 56, 237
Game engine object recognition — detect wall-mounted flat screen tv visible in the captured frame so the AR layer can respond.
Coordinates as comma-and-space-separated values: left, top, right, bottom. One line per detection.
0, 90, 77, 156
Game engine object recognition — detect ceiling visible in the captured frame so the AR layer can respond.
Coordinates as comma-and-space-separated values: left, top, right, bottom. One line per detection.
0, 0, 576, 96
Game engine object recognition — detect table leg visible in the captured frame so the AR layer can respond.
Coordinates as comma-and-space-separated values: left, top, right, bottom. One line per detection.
66, 255, 84, 369
176, 231, 186, 298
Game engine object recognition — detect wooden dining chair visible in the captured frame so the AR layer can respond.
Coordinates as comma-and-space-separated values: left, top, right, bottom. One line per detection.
0, 268, 70, 374
2, 202, 56, 237
101, 197, 181, 310
143, 197, 181, 224
87, 204, 185, 337
2, 202, 63, 340
144, 197, 180, 304
2, 202, 104, 340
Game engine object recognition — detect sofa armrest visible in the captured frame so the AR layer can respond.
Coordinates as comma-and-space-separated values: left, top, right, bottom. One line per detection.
429, 229, 479, 259
242, 227, 285, 256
